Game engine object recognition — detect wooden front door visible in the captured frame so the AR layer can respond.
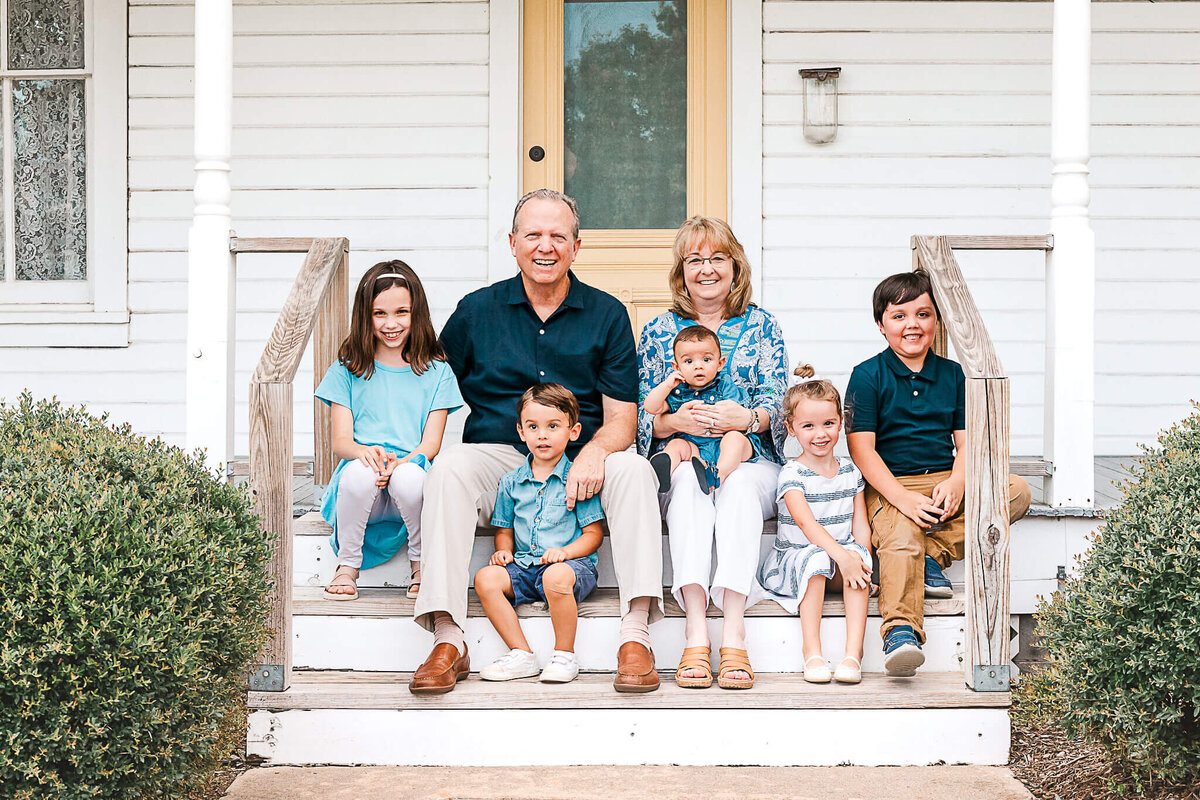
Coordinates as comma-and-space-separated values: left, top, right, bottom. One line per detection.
522, 0, 728, 332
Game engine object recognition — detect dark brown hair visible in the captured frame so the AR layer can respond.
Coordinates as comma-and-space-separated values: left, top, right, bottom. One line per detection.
673, 325, 721, 355
337, 260, 444, 379
668, 216, 754, 320
782, 362, 843, 426
516, 383, 580, 427
872, 271, 940, 324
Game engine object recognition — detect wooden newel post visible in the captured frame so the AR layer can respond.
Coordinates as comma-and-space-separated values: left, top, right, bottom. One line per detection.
963, 378, 1012, 690
249, 381, 295, 692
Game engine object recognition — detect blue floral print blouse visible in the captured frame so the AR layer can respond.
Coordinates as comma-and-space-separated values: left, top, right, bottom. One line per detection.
636, 306, 790, 464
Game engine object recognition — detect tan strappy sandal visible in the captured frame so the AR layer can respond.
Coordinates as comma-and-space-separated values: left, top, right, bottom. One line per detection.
406, 562, 421, 599
717, 646, 755, 690
674, 645, 713, 688
323, 565, 359, 601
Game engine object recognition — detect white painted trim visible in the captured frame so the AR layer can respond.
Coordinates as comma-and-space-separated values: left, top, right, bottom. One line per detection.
1045, 0, 1095, 508
248, 708, 1010, 766
730, 0, 763, 303
487, 0, 521, 285
0, 0, 128, 339
0, 315, 129, 347
185, 0, 236, 470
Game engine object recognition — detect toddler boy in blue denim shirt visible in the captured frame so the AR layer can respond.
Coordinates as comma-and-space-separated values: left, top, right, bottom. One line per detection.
474, 383, 604, 684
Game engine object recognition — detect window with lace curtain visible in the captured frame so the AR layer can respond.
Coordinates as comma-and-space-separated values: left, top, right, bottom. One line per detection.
0, 0, 127, 346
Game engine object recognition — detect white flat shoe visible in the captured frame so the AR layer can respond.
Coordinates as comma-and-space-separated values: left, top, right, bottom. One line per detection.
834, 656, 862, 684
539, 650, 580, 683
803, 655, 831, 684
480, 648, 540, 681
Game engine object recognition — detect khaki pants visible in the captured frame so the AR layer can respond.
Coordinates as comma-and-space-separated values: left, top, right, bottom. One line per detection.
414, 443, 665, 631
866, 471, 1032, 643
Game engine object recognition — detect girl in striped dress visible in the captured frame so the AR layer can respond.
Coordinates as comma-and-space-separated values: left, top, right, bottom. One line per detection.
757, 364, 872, 684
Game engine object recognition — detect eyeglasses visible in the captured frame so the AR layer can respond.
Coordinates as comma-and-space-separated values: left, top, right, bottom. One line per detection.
683, 253, 730, 268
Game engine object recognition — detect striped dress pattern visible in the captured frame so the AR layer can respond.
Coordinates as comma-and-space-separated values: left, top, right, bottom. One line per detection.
757, 457, 871, 614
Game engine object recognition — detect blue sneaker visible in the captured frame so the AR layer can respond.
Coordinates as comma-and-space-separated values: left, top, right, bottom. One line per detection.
883, 625, 925, 677
924, 554, 954, 599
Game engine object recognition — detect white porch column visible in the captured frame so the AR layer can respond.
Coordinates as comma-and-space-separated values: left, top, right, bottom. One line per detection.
185, 0, 236, 471
1045, 0, 1095, 507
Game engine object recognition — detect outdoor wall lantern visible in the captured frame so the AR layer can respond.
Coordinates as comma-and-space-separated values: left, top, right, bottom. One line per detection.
799, 67, 841, 144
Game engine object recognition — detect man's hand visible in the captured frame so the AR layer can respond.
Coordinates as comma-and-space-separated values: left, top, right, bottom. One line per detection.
565, 444, 606, 510
930, 475, 965, 521
695, 400, 753, 435
540, 548, 568, 564
896, 489, 944, 529
490, 549, 514, 567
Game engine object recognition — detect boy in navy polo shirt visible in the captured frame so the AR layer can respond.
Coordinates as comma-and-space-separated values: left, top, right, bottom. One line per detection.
474, 383, 604, 684
845, 272, 1031, 677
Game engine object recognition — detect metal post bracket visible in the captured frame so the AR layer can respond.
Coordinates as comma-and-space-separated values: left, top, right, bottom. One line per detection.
972, 664, 1011, 692
249, 664, 285, 692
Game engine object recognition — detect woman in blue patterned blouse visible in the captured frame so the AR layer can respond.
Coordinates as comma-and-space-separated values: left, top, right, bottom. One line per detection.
637, 216, 790, 689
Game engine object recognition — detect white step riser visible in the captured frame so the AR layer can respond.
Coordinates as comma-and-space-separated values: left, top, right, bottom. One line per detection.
293, 514, 1094, 614
247, 708, 1010, 766
293, 615, 975, 673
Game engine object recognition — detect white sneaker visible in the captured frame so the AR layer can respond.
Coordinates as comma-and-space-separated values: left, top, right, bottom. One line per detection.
480, 648, 540, 681
539, 650, 580, 683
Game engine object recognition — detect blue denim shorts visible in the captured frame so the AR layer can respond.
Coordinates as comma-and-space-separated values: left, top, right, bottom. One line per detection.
504, 558, 599, 607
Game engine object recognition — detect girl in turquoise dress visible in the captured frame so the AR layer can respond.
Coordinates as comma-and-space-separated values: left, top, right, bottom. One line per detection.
316, 261, 463, 601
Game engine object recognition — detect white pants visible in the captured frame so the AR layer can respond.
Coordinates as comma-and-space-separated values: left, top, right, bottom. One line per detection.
334, 459, 427, 569
662, 458, 780, 611
414, 443, 665, 631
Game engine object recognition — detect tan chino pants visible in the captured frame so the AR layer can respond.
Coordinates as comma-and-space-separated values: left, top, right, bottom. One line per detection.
866, 470, 1032, 643
413, 443, 665, 631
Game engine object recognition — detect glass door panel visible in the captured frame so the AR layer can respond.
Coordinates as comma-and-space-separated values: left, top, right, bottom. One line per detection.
563, 0, 687, 230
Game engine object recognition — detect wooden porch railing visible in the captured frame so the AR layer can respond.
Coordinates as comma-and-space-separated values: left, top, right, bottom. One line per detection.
911, 234, 1051, 692
238, 236, 350, 692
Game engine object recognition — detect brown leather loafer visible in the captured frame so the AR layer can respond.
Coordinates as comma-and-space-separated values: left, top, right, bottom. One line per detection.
613, 641, 660, 693
409, 642, 470, 695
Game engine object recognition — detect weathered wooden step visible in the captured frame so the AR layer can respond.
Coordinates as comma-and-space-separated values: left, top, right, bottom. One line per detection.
245, 671, 1011, 766
250, 669, 1007, 711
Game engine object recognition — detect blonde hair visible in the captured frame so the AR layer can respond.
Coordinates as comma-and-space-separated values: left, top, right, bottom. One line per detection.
782, 362, 843, 427
668, 216, 754, 320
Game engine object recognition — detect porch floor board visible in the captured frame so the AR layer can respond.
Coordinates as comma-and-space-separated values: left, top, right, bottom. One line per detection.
249, 669, 1008, 711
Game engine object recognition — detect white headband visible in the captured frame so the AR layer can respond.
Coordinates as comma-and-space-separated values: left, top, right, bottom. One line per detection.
374, 273, 407, 281
792, 373, 829, 386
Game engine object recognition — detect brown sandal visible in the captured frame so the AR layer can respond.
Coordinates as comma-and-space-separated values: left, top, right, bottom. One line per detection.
717, 646, 755, 690
674, 645, 713, 688
406, 563, 421, 600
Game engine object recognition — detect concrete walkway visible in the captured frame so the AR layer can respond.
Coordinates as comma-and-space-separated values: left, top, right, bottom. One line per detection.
223, 765, 1033, 799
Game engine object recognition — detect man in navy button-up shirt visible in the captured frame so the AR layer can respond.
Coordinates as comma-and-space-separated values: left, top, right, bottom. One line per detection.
409, 189, 664, 696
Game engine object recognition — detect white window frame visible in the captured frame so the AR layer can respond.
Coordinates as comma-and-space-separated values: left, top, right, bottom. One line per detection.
0, 0, 128, 347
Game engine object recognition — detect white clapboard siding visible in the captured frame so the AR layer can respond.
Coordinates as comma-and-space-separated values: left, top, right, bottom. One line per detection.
762, 0, 1200, 456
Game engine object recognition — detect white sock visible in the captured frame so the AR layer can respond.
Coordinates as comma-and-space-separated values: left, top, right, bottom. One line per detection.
618, 606, 652, 648
432, 615, 465, 658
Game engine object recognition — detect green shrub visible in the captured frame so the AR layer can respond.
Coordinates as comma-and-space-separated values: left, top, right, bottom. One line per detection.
1025, 403, 1200, 783
0, 393, 272, 799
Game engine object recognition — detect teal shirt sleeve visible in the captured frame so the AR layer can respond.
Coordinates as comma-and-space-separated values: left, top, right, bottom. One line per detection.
430, 361, 465, 414
490, 476, 516, 529
845, 362, 878, 434
573, 493, 605, 528
315, 363, 352, 409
